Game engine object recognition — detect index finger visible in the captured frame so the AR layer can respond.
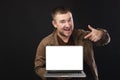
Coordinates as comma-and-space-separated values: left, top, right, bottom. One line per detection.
84, 33, 92, 39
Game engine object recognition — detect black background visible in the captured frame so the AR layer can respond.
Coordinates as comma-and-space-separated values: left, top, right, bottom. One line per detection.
1, 0, 120, 80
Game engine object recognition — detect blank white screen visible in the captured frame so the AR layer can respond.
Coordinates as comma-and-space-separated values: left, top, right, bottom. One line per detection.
46, 46, 83, 70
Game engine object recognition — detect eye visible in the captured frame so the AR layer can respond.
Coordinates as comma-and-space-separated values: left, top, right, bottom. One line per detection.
68, 18, 72, 22
60, 20, 66, 23
68, 19, 71, 22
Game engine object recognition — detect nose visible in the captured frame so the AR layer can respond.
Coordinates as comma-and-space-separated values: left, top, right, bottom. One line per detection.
65, 22, 70, 28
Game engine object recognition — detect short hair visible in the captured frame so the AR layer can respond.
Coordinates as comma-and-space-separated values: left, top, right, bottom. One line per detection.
51, 6, 71, 20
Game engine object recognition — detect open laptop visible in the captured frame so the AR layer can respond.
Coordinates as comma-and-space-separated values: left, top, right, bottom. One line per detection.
44, 46, 86, 78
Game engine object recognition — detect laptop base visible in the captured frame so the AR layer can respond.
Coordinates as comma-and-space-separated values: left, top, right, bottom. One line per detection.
44, 71, 86, 78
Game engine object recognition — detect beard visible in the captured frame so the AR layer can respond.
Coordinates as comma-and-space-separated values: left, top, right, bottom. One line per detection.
58, 30, 72, 38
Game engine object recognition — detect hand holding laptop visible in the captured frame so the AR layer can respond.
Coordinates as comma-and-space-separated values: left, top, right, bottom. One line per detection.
44, 46, 86, 78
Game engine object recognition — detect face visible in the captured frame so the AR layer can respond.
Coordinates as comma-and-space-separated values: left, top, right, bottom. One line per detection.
52, 12, 74, 38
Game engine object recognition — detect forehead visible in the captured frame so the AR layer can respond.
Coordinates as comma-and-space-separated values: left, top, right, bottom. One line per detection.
54, 12, 73, 21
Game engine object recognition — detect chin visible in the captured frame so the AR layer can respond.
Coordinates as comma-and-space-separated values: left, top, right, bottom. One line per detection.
65, 34, 72, 37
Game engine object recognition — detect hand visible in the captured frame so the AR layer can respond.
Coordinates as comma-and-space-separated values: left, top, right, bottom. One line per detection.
84, 25, 104, 42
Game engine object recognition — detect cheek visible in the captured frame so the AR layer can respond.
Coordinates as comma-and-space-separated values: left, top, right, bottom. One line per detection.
70, 22, 73, 26
58, 24, 64, 28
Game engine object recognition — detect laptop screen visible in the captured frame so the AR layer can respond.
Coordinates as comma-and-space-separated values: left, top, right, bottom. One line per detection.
46, 46, 83, 71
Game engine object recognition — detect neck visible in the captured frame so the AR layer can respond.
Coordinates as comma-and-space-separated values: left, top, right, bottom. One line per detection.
57, 34, 70, 43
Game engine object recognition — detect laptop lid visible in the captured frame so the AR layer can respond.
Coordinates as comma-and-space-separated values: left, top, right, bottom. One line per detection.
46, 46, 83, 71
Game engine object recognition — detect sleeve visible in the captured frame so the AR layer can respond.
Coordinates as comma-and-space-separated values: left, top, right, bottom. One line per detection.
94, 28, 111, 46
83, 41, 99, 80
34, 40, 47, 80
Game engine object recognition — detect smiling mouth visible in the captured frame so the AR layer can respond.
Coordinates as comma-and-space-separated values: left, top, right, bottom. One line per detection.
64, 28, 71, 31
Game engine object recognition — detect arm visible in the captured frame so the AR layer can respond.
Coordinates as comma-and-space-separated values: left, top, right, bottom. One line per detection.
34, 40, 47, 80
84, 25, 111, 46
94, 28, 110, 46
83, 41, 99, 80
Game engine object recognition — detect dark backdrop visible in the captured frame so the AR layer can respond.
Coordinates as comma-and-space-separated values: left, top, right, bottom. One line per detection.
1, 0, 120, 80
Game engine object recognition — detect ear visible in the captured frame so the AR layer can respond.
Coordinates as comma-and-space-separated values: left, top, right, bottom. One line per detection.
52, 20, 57, 28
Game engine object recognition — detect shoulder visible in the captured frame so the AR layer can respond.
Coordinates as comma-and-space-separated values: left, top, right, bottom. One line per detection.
72, 29, 92, 44
39, 32, 55, 46
73, 29, 89, 37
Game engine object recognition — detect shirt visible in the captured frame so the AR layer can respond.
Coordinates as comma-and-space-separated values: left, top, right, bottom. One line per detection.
34, 29, 110, 80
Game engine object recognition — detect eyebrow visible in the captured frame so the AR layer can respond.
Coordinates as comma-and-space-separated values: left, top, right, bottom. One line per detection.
60, 17, 72, 21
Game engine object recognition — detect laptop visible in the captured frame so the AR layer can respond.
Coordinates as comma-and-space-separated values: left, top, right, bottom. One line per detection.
44, 46, 86, 78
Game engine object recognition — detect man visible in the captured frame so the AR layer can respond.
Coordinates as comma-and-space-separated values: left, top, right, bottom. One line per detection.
34, 6, 110, 80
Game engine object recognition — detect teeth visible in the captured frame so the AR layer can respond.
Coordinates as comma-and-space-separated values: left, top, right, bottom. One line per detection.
64, 28, 70, 31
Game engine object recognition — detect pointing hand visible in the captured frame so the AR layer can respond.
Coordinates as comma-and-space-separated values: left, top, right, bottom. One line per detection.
84, 25, 104, 42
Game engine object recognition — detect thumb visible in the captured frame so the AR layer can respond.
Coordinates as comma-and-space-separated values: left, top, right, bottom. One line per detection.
88, 25, 95, 31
